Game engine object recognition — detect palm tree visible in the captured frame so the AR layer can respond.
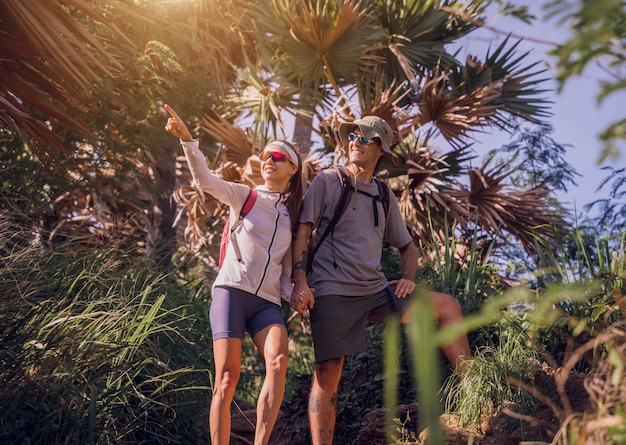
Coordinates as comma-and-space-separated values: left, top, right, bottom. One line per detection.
0, 0, 253, 266
179, 0, 562, 267
0, 0, 132, 155
1, 0, 565, 269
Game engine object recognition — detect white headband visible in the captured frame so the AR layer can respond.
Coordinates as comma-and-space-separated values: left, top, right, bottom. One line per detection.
265, 141, 300, 169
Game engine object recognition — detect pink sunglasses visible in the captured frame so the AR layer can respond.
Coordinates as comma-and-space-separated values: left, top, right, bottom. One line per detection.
260, 151, 292, 163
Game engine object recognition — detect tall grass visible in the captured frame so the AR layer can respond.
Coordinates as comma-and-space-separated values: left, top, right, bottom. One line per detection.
404, 287, 444, 444
381, 224, 509, 442
0, 229, 213, 444
442, 315, 542, 428
533, 225, 625, 285
381, 220, 625, 443
4, 214, 623, 444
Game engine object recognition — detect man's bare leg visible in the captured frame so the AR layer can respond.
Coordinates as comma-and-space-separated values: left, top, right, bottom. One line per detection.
431, 291, 472, 372
309, 357, 344, 445
400, 291, 471, 372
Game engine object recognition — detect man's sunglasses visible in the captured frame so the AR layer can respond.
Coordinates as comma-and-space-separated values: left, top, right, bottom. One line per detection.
259, 151, 292, 163
348, 132, 375, 145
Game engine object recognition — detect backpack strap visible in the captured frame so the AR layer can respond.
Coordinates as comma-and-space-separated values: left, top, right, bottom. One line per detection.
220, 189, 258, 267
234, 188, 258, 231
373, 177, 390, 221
307, 166, 352, 272
307, 167, 391, 273
352, 177, 390, 226
310, 166, 352, 255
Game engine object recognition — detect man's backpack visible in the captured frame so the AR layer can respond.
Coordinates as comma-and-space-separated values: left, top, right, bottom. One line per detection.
307, 166, 390, 272
219, 189, 258, 267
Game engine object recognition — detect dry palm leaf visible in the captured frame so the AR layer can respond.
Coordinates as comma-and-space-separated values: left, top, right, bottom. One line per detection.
450, 161, 563, 255
0, 0, 136, 155
413, 70, 502, 148
172, 184, 224, 249
201, 109, 254, 167
395, 142, 471, 232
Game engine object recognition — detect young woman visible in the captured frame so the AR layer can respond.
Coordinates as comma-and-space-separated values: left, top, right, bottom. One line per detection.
165, 104, 303, 445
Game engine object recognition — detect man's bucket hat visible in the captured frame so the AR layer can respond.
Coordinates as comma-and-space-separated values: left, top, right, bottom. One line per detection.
338, 116, 393, 154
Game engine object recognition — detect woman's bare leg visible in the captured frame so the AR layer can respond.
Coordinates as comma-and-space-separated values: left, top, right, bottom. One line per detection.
252, 324, 289, 445
210, 337, 243, 445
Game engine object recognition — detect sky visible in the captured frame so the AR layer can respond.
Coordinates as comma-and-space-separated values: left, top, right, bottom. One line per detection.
463, 3, 626, 217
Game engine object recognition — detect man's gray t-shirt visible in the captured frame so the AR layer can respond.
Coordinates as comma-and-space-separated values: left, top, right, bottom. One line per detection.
300, 167, 412, 297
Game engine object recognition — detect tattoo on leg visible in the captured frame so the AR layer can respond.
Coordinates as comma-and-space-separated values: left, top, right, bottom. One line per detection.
310, 394, 320, 413
320, 430, 330, 445
330, 393, 337, 409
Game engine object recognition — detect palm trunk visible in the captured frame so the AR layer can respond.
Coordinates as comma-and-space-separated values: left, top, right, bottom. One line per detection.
145, 147, 177, 271
292, 92, 314, 146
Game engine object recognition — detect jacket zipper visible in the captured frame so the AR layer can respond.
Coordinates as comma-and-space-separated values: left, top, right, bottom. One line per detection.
255, 197, 281, 295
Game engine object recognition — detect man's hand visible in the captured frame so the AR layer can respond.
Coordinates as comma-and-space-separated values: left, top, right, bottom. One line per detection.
388, 278, 416, 298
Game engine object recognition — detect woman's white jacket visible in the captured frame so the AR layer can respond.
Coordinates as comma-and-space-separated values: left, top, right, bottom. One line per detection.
180, 140, 292, 305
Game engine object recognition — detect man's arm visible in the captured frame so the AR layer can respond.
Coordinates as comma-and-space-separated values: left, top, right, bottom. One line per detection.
290, 222, 315, 312
392, 241, 418, 298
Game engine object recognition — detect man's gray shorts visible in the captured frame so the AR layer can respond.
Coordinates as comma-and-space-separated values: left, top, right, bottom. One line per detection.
309, 285, 414, 363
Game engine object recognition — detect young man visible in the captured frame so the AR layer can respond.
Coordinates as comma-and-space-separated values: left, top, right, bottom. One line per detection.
290, 116, 471, 445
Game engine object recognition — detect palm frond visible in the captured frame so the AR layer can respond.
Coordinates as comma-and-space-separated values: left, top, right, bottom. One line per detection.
374, 0, 467, 81
393, 140, 472, 241
196, 0, 258, 72
451, 161, 563, 254
413, 70, 502, 147
201, 109, 254, 168
252, 0, 383, 95
448, 55, 496, 98
484, 36, 553, 124
172, 184, 223, 249
225, 54, 308, 145
0, 0, 137, 154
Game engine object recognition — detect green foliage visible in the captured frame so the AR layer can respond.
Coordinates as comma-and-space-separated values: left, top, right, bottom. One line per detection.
380, 213, 626, 442
585, 167, 626, 230
0, 225, 213, 444
411, 224, 503, 317
544, 0, 626, 161
1, 129, 46, 204
443, 315, 542, 428
485, 123, 580, 194
3, 215, 624, 444
544, 0, 625, 94
493, 2, 535, 23
390, 410, 418, 444
530, 226, 624, 369
0, 128, 83, 243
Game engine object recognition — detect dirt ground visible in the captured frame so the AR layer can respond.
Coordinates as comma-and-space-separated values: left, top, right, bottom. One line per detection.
229, 369, 592, 444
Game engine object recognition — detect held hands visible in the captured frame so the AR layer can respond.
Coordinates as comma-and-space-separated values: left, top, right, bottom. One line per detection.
290, 284, 315, 314
164, 104, 193, 141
